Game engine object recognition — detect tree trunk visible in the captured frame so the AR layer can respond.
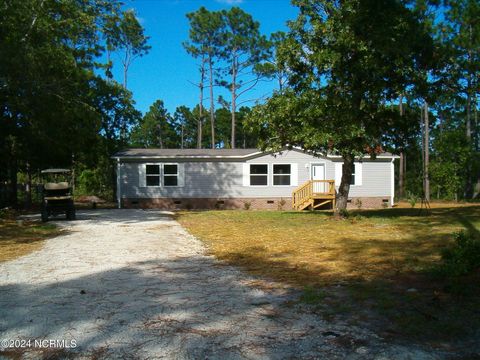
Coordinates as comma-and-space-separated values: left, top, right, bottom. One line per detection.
231, 55, 237, 149
399, 151, 405, 199
7, 137, 18, 208
158, 124, 164, 149
181, 124, 184, 149
335, 153, 354, 213
123, 63, 128, 89
71, 152, 76, 193
424, 101, 430, 202
209, 58, 215, 149
123, 50, 131, 89
197, 59, 205, 149
398, 94, 404, 198
25, 161, 32, 209
466, 24, 473, 141
464, 24, 474, 198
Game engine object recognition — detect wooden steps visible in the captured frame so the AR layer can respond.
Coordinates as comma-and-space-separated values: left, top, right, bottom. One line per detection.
292, 180, 336, 211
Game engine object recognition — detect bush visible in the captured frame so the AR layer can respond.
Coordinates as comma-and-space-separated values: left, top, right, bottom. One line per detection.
338, 208, 350, 218
406, 191, 418, 208
76, 168, 112, 200
0, 207, 16, 220
243, 200, 252, 210
277, 198, 286, 211
437, 231, 480, 277
354, 198, 362, 209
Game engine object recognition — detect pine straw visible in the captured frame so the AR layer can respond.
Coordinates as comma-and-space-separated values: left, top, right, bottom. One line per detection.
0, 220, 60, 262
177, 204, 480, 288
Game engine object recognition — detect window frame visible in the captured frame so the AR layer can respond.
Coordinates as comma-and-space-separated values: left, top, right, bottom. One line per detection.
248, 163, 269, 187
338, 163, 359, 186
163, 163, 180, 187
350, 165, 356, 186
144, 163, 161, 187
272, 163, 292, 187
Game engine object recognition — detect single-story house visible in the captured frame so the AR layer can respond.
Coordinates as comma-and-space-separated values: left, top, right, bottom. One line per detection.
113, 148, 396, 210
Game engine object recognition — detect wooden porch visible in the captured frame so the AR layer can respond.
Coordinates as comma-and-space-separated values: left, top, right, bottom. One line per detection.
292, 180, 336, 211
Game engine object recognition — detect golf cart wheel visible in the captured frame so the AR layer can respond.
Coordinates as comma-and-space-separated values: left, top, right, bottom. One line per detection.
66, 208, 76, 221
41, 208, 49, 222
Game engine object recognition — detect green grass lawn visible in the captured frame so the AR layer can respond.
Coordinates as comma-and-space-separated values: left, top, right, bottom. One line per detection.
177, 204, 480, 344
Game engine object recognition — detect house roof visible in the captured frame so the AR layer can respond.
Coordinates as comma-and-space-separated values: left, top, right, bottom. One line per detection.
113, 148, 262, 159
113, 148, 398, 160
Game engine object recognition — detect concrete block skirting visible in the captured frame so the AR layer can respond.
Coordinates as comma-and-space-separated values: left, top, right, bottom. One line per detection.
122, 196, 390, 210
346, 197, 391, 209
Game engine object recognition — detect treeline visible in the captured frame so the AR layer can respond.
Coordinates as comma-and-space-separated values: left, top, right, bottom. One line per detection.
130, 101, 259, 149
0, 0, 148, 206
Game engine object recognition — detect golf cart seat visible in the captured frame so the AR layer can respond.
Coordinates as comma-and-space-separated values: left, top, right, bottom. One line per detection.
44, 182, 69, 190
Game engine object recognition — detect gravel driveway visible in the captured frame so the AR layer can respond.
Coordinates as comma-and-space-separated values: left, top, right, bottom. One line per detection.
0, 209, 440, 359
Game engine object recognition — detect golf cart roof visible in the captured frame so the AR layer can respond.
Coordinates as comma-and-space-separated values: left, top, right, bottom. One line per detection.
41, 168, 71, 174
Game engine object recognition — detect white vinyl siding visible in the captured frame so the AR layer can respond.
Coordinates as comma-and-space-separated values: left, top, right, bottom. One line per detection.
334, 163, 342, 187
177, 163, 185, 187
291, 163, 298, 186
122, 150, 392, 199
139, 163, 146, 187
242, 163, 249, 186
355, 163, 363, 186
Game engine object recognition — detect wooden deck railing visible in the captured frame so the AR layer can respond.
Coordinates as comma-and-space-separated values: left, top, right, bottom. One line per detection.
292, 180, 335, 210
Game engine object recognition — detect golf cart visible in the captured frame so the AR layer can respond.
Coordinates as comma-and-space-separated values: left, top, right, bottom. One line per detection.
40, 168, 76, 222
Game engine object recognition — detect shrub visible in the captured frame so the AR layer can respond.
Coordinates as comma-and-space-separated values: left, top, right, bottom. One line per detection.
243, 200, 252, 210
354, 198, 362, 209
277, 198, 286, 211
406, 191, 418, 208
76, 168, 112, 199
338, 208, 350, 218
437, 231, 480, 277
0, 207, 16, 220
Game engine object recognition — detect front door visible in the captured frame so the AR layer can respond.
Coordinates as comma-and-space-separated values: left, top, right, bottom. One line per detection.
311, 164, 325, 193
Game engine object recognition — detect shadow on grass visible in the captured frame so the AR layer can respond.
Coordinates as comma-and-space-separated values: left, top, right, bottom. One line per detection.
221, 246, 480, 347
355, 204, 480, 220
176, 206, 480, 348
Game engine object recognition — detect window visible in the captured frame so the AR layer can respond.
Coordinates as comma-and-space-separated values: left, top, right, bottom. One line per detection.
273, 164, 291, 186
163, 164, 178, 186
249, 164, 268, 186
336, 163, 360, 186
146, 165, 160, 186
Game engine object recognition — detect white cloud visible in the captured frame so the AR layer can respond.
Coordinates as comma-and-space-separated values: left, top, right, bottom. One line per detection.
215, 0, 244, 4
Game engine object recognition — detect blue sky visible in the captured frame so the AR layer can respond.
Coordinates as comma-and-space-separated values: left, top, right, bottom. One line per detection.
113, 0, 299, 115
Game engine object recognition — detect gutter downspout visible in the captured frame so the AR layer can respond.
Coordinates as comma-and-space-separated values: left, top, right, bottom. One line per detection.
390, 158, 395, 207
117, 158, 121, 209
